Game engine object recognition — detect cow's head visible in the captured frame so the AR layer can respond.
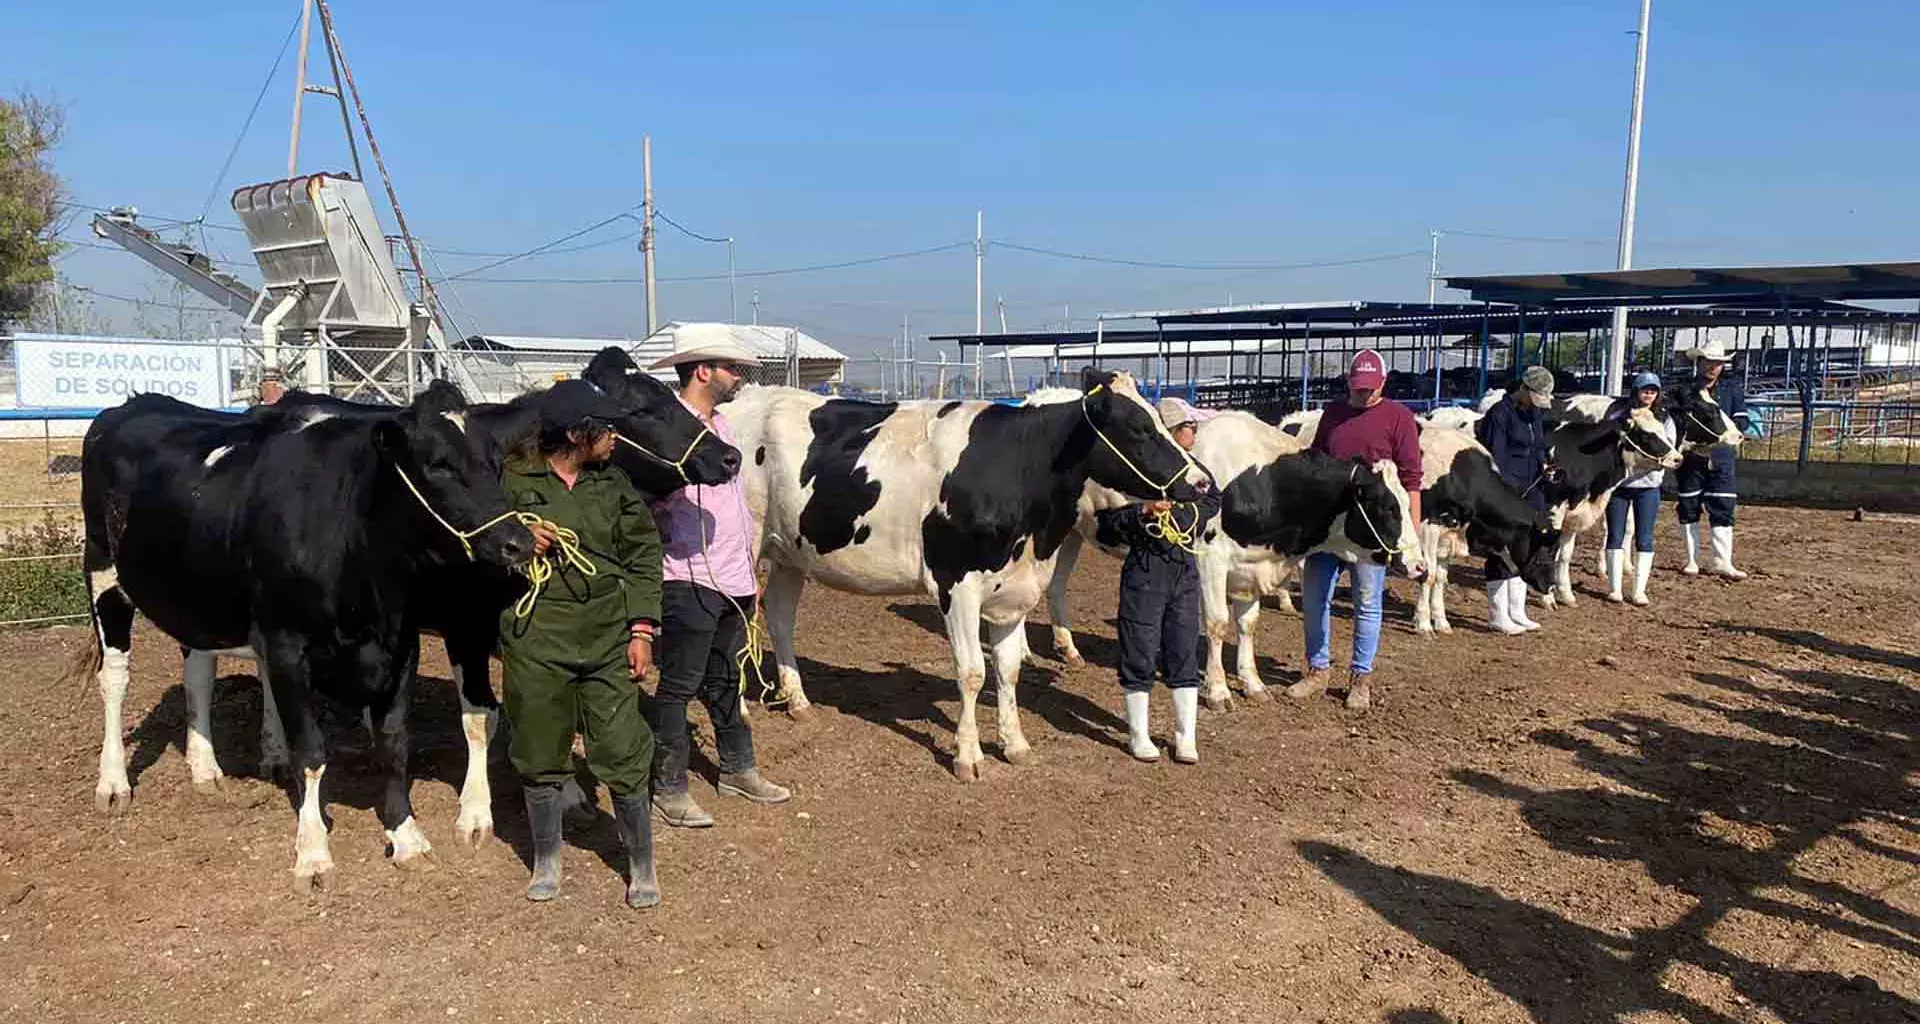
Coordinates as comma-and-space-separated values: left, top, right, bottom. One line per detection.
381, 380, 534, 567
1343, 458, 1424, 576
1665, 386, 1744, 453
1481, 522, 1561, 594
1077, 368, 1207, 502
582, 346, 742, 493
1617, 404, 1683, 469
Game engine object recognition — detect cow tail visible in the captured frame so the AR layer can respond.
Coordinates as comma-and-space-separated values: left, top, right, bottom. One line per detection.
64, 615, 104, 702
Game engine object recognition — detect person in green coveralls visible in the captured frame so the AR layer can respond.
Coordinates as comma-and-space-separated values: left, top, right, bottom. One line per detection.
500, 378, 664, 909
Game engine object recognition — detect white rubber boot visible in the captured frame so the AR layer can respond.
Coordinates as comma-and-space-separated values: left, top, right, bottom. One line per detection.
1486, 581, 1525, 635
1603, 549, 1625, 603
1507, 578, 1542, 631
1681, 523, 1701, 575
1124, 691, 1160, 762
1709, 525, 1748, 580
1630, 551, 1654, 606
1170, 687, 1198, 765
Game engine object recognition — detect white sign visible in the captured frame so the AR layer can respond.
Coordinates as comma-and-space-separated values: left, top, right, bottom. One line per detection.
13, 335, 229, 409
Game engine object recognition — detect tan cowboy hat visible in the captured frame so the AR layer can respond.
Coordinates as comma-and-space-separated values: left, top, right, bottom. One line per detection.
645, 323, 764, 370
1681, 338, 1735, 363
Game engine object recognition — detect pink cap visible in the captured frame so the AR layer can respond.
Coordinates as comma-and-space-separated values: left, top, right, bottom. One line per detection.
1348, 348, 1387, 390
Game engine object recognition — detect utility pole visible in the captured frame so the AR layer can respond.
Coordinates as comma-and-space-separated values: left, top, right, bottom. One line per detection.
726, 237, 737, 323
287, 0, 314, 176
1427, 230, 1441, 304
751, 289, 760, 326
974, 210, 985, 395
1607, 0, 1654, 394
642, 134, 658, 335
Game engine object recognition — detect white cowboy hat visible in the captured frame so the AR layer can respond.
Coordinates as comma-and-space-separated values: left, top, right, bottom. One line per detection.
1681, 338, 1735, 363
1155, 396, 1219, 429
646, 323, 764, 370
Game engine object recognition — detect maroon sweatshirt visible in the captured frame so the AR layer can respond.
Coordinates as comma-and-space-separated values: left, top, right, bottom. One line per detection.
1310, 399, 1424, 491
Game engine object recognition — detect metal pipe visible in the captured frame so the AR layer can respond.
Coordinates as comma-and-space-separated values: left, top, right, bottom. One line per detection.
287, 0, 314, 177
1606, 0, 1654, 395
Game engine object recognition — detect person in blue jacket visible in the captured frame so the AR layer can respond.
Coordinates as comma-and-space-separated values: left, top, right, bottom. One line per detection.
1095, 397, 1218, 765
1475, 366, 1555, 635
1674, 340, 1751, 579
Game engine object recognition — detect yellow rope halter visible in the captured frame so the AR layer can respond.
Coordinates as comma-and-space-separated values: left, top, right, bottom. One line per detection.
617, 426, 713, 484
1145, 503, 1204, 554
1078, 384, 1199, 498
392, 466, 597, 618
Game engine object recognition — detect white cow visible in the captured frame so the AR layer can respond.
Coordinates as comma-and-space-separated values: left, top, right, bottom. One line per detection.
731, 370, 1209, 780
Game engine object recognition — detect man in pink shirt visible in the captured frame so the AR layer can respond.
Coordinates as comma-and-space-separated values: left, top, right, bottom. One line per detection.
646, 329, 790, 827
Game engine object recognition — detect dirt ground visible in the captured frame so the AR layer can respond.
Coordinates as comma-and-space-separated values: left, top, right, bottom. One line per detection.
0, 505, 1913, 1024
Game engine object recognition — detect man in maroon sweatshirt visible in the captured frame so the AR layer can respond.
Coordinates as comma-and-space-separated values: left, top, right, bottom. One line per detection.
1287, 349, 1423, 711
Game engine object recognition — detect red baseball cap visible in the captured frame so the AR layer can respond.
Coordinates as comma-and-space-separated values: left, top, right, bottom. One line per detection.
1348, 349, 1386, 390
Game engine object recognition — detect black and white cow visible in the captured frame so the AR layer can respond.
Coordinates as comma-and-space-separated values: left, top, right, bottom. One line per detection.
729, 369, 1208, 781
1536, 404, 1682, 607
78, 382, 533, 889
1030, 403, 1422, 710
1411, 424, 1561, 636
209, 347, 737, 847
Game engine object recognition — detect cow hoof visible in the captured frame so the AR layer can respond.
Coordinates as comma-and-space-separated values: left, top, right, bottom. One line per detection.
1416, 626, 1434, 639
1061, 651, 1086, 669
951, 759, 982, 783
94, 786, 132, 814
1004, 747, 1040, 767
786, 703, 817, 723
192, 775, 227, 799
1435, 622, 1453, 635
456, 817, 494, 849
1241, 683, 1273, 704
292, 864, 335, 895
392, 851, 438, 873
1203, 694, 1233, 713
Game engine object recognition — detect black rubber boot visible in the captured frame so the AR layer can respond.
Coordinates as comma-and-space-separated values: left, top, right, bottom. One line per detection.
523, 783, 564, 902
610, 791, 661, 910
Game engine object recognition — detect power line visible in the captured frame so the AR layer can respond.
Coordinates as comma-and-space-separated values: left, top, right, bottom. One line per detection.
65, 283, 234, 315
461, 241, 971, 284
198, 12, 303, 226
441, 210, 642, 281
991, 240, 1428, 272
655, 210, 729, 245
427, 230, 641, 260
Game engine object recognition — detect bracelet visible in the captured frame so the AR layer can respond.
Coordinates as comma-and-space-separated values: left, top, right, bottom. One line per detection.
630, 623, 656, 639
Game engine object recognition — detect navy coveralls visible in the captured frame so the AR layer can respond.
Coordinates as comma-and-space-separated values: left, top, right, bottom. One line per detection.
1475, 392, 1552, 581
1096, 493, 1219, 694
1675, 375, 1750, 528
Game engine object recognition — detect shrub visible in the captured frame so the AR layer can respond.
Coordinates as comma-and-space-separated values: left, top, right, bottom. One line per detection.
0, 512, 85, 626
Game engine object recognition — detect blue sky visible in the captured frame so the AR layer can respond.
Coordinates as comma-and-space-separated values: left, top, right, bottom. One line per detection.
8, 0, 1919, 362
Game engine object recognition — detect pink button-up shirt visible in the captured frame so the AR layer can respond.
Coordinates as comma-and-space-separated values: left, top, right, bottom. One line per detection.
650, 397, 759, 598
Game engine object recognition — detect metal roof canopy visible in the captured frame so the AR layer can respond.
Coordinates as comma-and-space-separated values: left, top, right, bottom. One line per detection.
935, 301, 1920, 353
1096, 300, 1486, 326
1444, 261, 1920, 306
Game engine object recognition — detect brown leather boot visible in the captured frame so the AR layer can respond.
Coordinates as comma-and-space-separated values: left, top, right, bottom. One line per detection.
1286, 666, 1332, 700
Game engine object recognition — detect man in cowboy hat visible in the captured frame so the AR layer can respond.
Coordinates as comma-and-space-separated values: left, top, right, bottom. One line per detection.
644, 325, 791, 827
1674, 338, 1750, 579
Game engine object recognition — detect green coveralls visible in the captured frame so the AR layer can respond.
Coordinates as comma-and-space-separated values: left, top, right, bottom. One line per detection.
498, 456, 663, 798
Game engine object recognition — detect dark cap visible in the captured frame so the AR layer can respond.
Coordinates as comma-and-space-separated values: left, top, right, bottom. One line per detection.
539, 378, 631, 433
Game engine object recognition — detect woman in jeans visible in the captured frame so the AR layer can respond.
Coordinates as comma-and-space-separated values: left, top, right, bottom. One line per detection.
1603, 371, 1677, 606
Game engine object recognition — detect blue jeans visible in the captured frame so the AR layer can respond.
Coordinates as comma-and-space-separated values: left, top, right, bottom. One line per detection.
1604, 486, 1661, 553
1302, 552, 1386, 675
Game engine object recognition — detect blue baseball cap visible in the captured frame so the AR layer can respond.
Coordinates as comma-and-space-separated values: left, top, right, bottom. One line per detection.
1631, 371, 1662, 391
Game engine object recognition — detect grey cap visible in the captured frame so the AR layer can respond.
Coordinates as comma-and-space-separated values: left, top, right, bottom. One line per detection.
1522, 366, 1555, 397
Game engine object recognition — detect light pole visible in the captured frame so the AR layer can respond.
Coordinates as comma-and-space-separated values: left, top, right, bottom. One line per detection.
726, 237, 737, 324
1606, 0, 1654, 394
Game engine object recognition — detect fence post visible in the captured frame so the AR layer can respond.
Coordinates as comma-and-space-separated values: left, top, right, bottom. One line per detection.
1795, 379, 1814, 473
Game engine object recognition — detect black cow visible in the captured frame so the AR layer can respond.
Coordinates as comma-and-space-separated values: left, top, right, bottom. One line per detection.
1535, 404, 1681, 608
78, 381, 533, 890
728, 368, 1207, 780
1411, 424, 1562, 635
243, 348, 736, 847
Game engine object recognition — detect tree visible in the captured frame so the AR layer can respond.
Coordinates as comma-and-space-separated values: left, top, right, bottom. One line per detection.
0, 92, 66, 325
